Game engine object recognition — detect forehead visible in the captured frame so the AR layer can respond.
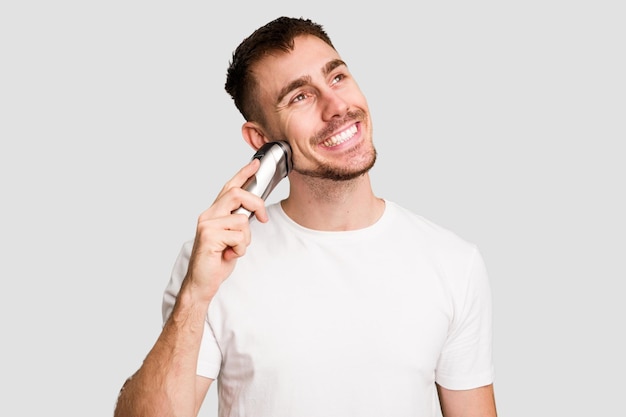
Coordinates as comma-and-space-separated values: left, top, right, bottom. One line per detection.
252, 35, 343, 101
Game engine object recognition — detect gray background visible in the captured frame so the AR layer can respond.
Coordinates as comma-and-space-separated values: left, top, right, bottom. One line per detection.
1, 1, 624, 416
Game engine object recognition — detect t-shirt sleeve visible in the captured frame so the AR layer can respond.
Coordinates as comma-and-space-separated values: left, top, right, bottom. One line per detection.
161, 240, 223, 379
435, 245, 495, 390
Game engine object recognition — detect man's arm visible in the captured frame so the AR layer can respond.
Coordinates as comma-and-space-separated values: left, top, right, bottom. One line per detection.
437, 383, 497, 417
114, 290, 214, 417
113, 160, 267, 417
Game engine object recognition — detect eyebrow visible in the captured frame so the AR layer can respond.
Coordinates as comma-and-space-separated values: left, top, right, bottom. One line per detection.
275, 59, 348, 105
323, 59, 346, 77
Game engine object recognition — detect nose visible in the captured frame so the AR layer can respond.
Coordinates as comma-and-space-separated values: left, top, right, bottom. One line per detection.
320, 89, 349, 121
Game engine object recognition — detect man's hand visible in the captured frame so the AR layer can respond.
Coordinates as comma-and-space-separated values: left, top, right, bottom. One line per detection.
185, 158, 269, 302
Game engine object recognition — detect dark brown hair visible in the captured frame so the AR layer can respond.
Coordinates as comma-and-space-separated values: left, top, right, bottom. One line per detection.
225, 17, 335, 125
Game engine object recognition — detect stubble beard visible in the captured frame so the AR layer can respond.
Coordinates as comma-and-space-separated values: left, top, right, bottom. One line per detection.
294, 147, 377, 181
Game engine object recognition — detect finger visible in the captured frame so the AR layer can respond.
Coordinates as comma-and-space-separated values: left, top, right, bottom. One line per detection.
195, 214, 252, 252
215, 158, 261, 201
199, 188, 267, 223
200, 159, 264, 221
249, 204, 269, 223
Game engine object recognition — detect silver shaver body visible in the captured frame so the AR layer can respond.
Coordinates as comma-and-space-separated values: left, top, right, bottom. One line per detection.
233, 141, 293, 218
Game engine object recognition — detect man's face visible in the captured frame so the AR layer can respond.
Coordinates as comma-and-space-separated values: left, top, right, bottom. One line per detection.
252, 35, 376, 181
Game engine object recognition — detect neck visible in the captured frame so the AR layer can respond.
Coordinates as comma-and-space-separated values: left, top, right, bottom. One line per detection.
281, 172, 385, 231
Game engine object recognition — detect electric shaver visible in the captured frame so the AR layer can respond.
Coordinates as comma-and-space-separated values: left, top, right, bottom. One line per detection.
232, 141, 293, 218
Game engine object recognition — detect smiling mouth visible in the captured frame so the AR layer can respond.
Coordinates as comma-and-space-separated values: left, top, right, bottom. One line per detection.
321, 124, 358, 148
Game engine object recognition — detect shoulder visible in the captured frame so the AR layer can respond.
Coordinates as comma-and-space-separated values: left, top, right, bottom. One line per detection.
385, 200, 479, 259
386, 202, 491, 308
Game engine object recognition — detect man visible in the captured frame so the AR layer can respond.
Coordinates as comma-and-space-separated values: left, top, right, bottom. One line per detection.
114, 16, 497, 417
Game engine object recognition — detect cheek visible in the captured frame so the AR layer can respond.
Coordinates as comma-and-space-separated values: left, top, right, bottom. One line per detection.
289, 139, 320, 171
283, 111, 319, 145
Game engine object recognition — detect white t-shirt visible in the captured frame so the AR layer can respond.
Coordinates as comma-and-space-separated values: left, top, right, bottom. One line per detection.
163, 201, 494, 417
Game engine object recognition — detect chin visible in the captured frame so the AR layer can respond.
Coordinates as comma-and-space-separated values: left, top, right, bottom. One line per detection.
297, 148, 377, 181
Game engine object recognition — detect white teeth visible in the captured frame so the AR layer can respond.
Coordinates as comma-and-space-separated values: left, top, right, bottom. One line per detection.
322, 125, 357, 147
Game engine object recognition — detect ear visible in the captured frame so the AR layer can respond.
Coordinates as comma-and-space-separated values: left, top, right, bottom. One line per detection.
241, 122, 269, 151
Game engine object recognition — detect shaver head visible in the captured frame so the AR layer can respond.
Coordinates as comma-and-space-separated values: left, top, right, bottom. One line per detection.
232, 141, 293, 218
253, 140, 293, 180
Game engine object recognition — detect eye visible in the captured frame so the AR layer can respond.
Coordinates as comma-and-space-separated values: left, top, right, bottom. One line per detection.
291, 92, 307, 103
289, 90, 316, 106
331, 73, 345, 85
